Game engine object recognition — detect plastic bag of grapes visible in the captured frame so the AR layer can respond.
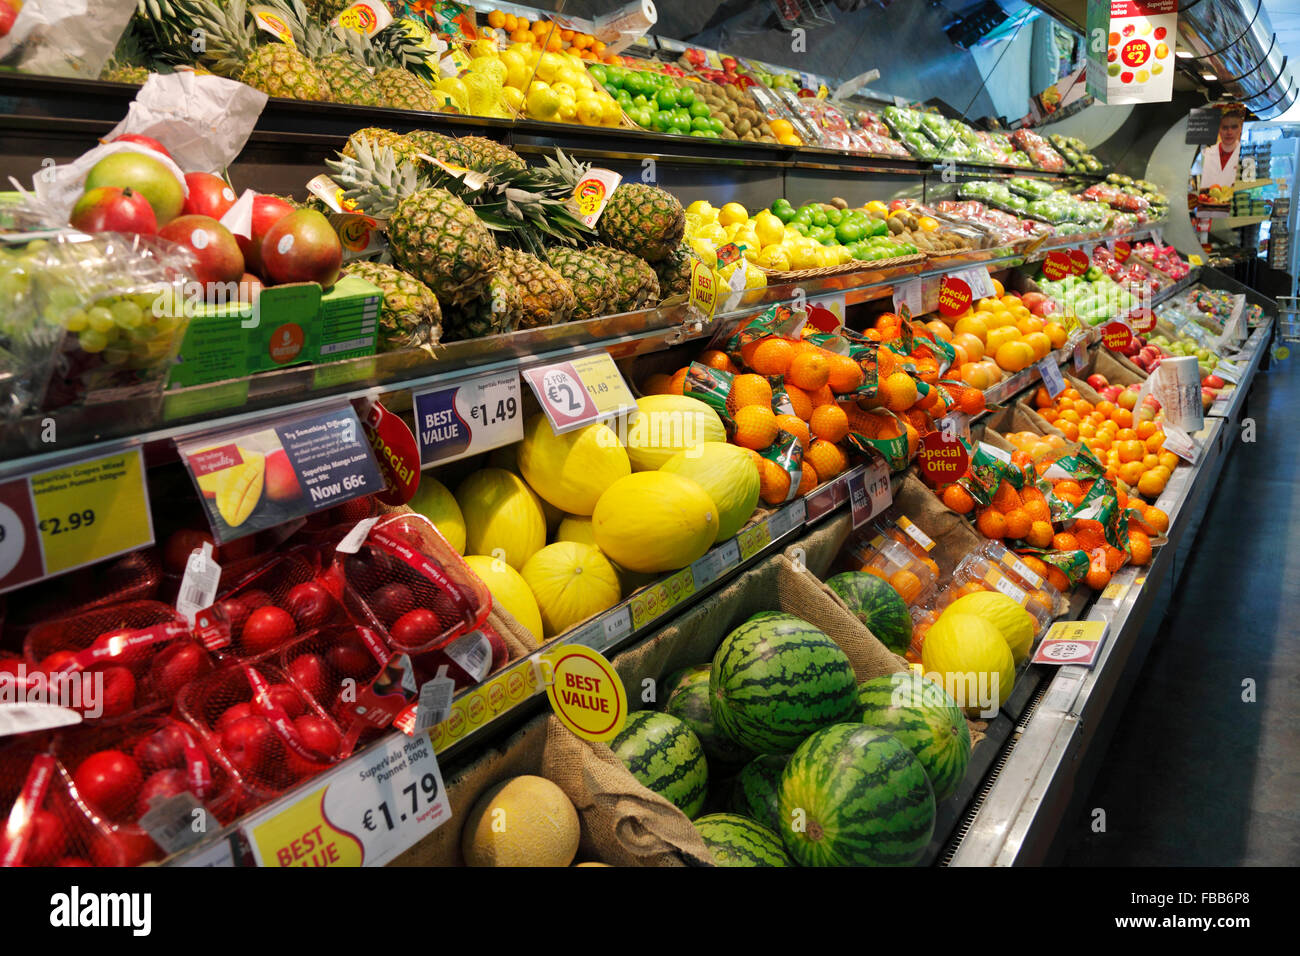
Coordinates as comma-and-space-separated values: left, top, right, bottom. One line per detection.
0, 231, 195, 418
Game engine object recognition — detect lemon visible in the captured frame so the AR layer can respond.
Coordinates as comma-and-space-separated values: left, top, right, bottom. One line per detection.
526, 85, 562, 120
790, 241, 820, 270
500, 50, 529, 88
815, 246, 840, 268
600, 96, 623, 125
742, 262, 767, 290
686, 200, 718, 221
757, 246, 791, 271
551, 81, 576, 100
718, 202, 748, 227
500, 85, 525, 111
468, 37, 498, 57
535, 51, 563, 82
576, 96, 604, 125
698, 223, 728, 245
689, 237, 718, 268
753, 211, 785, 247
557, 97, 577, 121
437, 77, 469, 111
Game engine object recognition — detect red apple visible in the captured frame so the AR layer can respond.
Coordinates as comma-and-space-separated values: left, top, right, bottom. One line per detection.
285, 715, 341, 777
69, 186, 158, 235
389, 608, 444, 649
73, 750, 143, 820
239, 606, 297, 656
261, 209, 342, 289
108, 134, 174, 163
1204, 374, 1224, 389
220, 715, 278, 776
265, 448, 302, 503
0, 2, 18, 38
1117, 389, 1138, 411
158, 214, 245, 293
237, 194, 295, 276
149, 642, 208, 699
215, 701, 255, 733
1086, 373, 1108, 391
288, 653, 328, 698
261, 682, 307, 719
284, 581, 334, 629
182, 172, 238, 220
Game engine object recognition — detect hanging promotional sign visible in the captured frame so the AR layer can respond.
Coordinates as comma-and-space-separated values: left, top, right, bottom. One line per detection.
1086, 0, 1177, 105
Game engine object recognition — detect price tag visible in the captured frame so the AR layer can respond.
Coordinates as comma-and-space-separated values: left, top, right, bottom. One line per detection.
1032, 620, 1108, 667
0, 449, 154, 596
1036, 357, 1066, 398
1072, 339, 1089, 372
937, 275, 972, 318
176, 543, 221, 626
242, 732, 449, 867
446, 631, 493, 683
1100, 579, 1131, 602
539, 645, 627, 742
737, 522, 772, 561
174, 835, 238, 867
688, 259, 720, 318
691, 538, 740, 589
952, 267, 996, 300
629, 582, 671, 630
898, 516, 935, 551
892, 277, 923, 315
333, 1, 393, 36
1101, 321, 1133, 352
524, 353, 635, 435
984, 568, 1027, 605
414, 674, 455, 732
1161, 424, 1199, 463
769, 498, 806, 538
1000, 550, 1043, 589
412, 370, 523, 467
251, 6, 297, 44
139, 792, 210, 855
848, 458, 891, 528
805, 475, 846, 520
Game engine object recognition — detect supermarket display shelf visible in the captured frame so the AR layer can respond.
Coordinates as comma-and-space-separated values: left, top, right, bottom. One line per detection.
1149, 267, 1202, 308
1209, 320, 1273, 422
944, 413, 1234, 867
162, 463, 886, 867
1212, 215, 1270, 230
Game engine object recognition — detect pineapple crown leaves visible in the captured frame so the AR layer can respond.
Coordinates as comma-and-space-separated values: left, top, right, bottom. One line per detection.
325, 138, 430, 219
370, 22, 439, 81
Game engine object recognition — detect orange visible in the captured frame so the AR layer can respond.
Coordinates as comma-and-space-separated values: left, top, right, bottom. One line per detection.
1136, 420, 1157, 441
531, 19, 549, 34
1128, 530, 1152, 566
1053, 480, 1083, 499
827, 354, 865, 393
1026, 520, 1055, 548
925, 320, 953, 342
991, 481, 1022, 512
942, 483, 976, 515
1044, 322, 1067, 349
1044, 567, 1068, 594
1112, 407, 1133, 428
1034, 386, 1054, 409
734, 405, 778, 450
1117, 440, 1144, 463
504, 12, 519, 30
1016, 316, 1045, 335
796, 460, 819, 495
889, 569, 924, 604
641, 372, 673, 395
952, 332, 985, 361
788, 350, 831, 391
749, 337, 795, 376
1146, 432, 1166, 453
1052, 532, 1079, 552
1024, 332, 1052, 361
960, 362, 993, 390
1144, 505, 1169, 534
784, 384, 814, 420
976, 509, 1008, 539
1117, 461, 1144, 487
1057, 409, 1082, 425
1136, 470, 1166, 498
1022, 498, 1051, 523
698, 348, 739, 373
728, 373, 773, 412
993, 340, 1031, 372
757, 458, 791, 506
957, 387, 986, 415
985, 326, 1019, 354
1115, 428, 1137, 442
880, 372, 918, 411
487, 9, 506, 28
807, 384, 835, 408
1156, 451, 1179, 471
1102, 546, 1125, 574
805, 439, 847, 480
668, 367, 688, 395
950, 343, 969, 367
1058, 421, 1080, 442
1141, 453, 1159, 470
776, 414, 811, 449
1003, 508, 1032, 540
809, 404, 850, 443
1085, 563, 1111, 590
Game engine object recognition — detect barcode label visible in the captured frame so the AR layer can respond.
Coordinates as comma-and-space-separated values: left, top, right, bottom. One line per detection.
446, 631, 493, 683
415, 676, 456, 732
335, 517, 381, 554
140, 792, 209, 854
176, 543, 221, 626
1002, 552, 1043, 589
985, 569, 1027, 604
898, 517, 935, 551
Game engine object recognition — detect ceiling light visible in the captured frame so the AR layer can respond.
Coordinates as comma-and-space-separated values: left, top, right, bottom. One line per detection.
1201, 72, 1218, 81
1175, 48, 1193, 59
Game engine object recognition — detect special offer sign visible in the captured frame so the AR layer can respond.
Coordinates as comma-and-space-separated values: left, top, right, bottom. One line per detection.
1086, 0, 1177, 105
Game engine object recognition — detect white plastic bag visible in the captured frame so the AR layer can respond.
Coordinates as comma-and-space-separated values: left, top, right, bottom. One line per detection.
0, 0, 137, 78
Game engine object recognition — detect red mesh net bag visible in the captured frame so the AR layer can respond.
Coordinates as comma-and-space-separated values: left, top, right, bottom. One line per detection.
283, 497, 384, 570
2, 549, 163, 644
23, 601, 210, 721
1, 735, 118, 867
176, 662, 346, 804
53, 712, 242, 866
324, 513, 490, 657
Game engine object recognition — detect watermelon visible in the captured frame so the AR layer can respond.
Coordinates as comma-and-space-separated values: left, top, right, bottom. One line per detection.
857, 673, 971, 803
666, 665, 753, 765
778, 723, 935, 866
730, 754, 789, 833
825, 572, 913, 654
662, 663, 707, 701
610, 711, 708, 818
694, 813, 791, 867
710, 612, 858, 754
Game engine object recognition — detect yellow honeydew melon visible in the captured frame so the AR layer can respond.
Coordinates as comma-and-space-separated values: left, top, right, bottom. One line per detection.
625, 395, 726, 471
408, 476, 467, 554
555, 515, 598, 547
659, 442, 760, 543
942, 591, 1037, 665
463, 554, 544, 642
461, 775, 580, 867
921, 612, 1015, 716
455, 468, 546, 570
592, 471, 718, 574
518, 414, 631, 516
520, 542, 621, 638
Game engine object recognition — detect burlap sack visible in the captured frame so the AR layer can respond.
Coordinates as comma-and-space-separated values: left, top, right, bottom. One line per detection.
1065, 372, 1104, 404
392, 714, 713, 867
488, 604, 541, 661
1083, 346, 1147, 384
1010, 400, 1068, 439
985, 402, 1066, 440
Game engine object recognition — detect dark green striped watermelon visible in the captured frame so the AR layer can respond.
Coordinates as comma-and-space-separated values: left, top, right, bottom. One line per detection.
778, 723, 935, 866
730, 754, 789, 833
662, 663, 707, 700
710, 612, 857, 754
610, 711, 708, 818
666, 665, 753, 765
825, 572, 913, 654
695, 813, 791, 867
857, 672, 970, 802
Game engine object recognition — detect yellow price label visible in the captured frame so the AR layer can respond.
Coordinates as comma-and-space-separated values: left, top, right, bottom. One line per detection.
539, 644, 627, 742
630, 582, 671, 630
689, 259, 720, 317
30, 450, 153, 576
737, 521, 771, 561
570, 352, 636, 417
1189, 254, 1204, 266
250, 8, 297, 45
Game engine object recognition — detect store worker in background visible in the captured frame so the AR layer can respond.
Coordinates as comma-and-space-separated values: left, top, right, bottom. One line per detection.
1198, 108, 1245, 191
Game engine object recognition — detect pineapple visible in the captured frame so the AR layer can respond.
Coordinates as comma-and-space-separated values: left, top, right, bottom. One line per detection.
328, 140, 499, 306
498, 248, 576, 329
592, 245, 659, 313
101, 24, 154, 85
598, 183, 687, 263
268, 0, 382, 106
304, 0, 352, 23
653, 242, 692, 299
442, 272, 523, 341
343, 260, 442, 352
544, 246, 617, 321
343, 128, 421, 166
369, 21, 450, 114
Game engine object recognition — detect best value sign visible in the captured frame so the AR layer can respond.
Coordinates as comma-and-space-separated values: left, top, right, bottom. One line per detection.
1086, 0, 1178, 105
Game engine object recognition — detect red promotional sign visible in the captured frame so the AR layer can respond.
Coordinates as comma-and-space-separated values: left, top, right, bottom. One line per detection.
937, 276, 972, 317
917, 431, 971, 487
187, 444, 245, 477
1101, 321, 1133, 352
1041, 250, 1071, 280
1129, 308, 1156, 333
1113, 240, 1132, 263
354, 397, 420, 506
1068, 248, 1089, 275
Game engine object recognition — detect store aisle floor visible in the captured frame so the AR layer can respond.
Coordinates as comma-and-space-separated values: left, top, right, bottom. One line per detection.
1064, 348, 1300, 866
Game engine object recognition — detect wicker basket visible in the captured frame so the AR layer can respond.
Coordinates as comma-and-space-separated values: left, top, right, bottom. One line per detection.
755, 252, 926, 283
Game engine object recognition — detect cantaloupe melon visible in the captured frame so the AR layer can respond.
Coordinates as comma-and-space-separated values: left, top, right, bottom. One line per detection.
592, 472, 718, 574
518, 415, 630, 515
921, 612, 1015, 716
625, 395, 726, 470
408, 476, 467, 554
455, 468, 546, 570
461, 775, 580, 867
520, 542, 621, 638
659, 442, 760, 542
942, 591, 1036, 665
463, 554, 544, 641
555, 515, 598, 547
